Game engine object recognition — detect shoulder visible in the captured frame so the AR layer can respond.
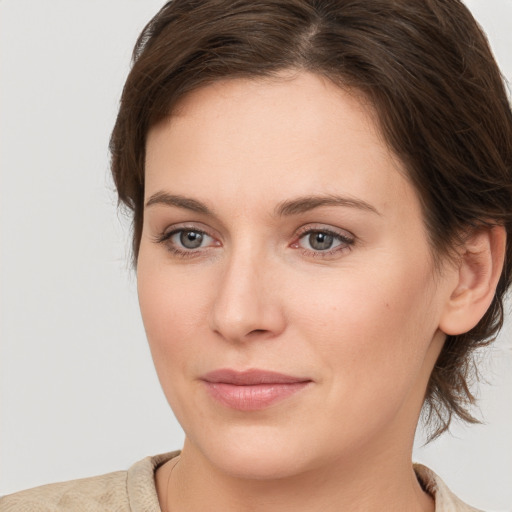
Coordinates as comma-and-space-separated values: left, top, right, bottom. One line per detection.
414, 464, 484, 512
0, 470, 129, 512
0, 452, 178, 512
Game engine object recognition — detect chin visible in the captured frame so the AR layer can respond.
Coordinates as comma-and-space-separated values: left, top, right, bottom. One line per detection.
186, 425, 318, 481
209, 447, 310, 481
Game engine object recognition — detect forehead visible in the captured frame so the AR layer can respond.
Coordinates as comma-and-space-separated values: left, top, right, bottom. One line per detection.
144, 71, 417, 221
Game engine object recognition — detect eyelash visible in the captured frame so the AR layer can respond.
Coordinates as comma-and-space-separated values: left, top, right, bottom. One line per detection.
293, 227, 354, 258
154, 226, 355, 259
154, 227, 215, 259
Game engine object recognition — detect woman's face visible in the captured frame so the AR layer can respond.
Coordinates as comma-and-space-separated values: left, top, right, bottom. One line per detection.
138, 72, 454, 478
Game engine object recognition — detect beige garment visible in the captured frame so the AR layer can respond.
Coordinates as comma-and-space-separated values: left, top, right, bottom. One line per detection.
0, 452, 482, 511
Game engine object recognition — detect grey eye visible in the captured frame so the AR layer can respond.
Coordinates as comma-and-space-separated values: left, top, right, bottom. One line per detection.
297, 230, 351, 253
172, 230, 209, 249
307, 232, 335, 251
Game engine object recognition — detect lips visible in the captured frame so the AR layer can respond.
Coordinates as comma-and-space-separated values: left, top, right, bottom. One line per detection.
201, 369, 312, 411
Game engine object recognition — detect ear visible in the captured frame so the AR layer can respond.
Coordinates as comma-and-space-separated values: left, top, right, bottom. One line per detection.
439, 225, 506, 336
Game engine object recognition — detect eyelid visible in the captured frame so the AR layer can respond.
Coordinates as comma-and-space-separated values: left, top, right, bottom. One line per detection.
152, 221, 355, 260
294, 223, 355, 241
290, 224, 355, 258
154, 222, 219, 243
152, 223, 222, 259
169, 229, 214, 247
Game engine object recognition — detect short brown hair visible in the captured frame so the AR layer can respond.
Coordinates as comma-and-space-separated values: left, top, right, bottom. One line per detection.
110, 0, 512, 438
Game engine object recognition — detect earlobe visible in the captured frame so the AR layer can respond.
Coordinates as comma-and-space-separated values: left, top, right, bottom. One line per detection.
439, 225, 506, 336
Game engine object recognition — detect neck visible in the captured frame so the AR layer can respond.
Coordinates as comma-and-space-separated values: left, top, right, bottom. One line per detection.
159, 436, 434, 512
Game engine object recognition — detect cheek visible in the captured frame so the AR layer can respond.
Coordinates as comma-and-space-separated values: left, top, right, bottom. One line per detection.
289, 258, 440, 387
137, 259, 211, 374
282, 263, 440, 446
137, 259, 218, 429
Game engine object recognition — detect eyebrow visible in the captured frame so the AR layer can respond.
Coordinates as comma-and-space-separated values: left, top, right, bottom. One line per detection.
145, 192, 213, 215
275, 194, 380, 217
145, 191, 380, 217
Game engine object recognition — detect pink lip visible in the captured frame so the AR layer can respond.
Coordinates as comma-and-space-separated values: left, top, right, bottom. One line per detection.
201, 369, 312, 411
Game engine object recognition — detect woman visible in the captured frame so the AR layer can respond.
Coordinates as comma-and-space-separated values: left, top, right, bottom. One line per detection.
2, 0, 511, 511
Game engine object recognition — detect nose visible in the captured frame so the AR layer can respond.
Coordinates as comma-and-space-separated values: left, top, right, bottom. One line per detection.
208, 245, 286, 343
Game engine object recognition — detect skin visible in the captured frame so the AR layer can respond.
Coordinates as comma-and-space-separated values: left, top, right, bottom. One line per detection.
137, 71, 501, 512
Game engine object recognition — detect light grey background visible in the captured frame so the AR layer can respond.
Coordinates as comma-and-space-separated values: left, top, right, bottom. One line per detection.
1, 1, 511, 510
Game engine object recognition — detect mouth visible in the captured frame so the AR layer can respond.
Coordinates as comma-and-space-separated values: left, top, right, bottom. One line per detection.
200, 369, 312, 411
